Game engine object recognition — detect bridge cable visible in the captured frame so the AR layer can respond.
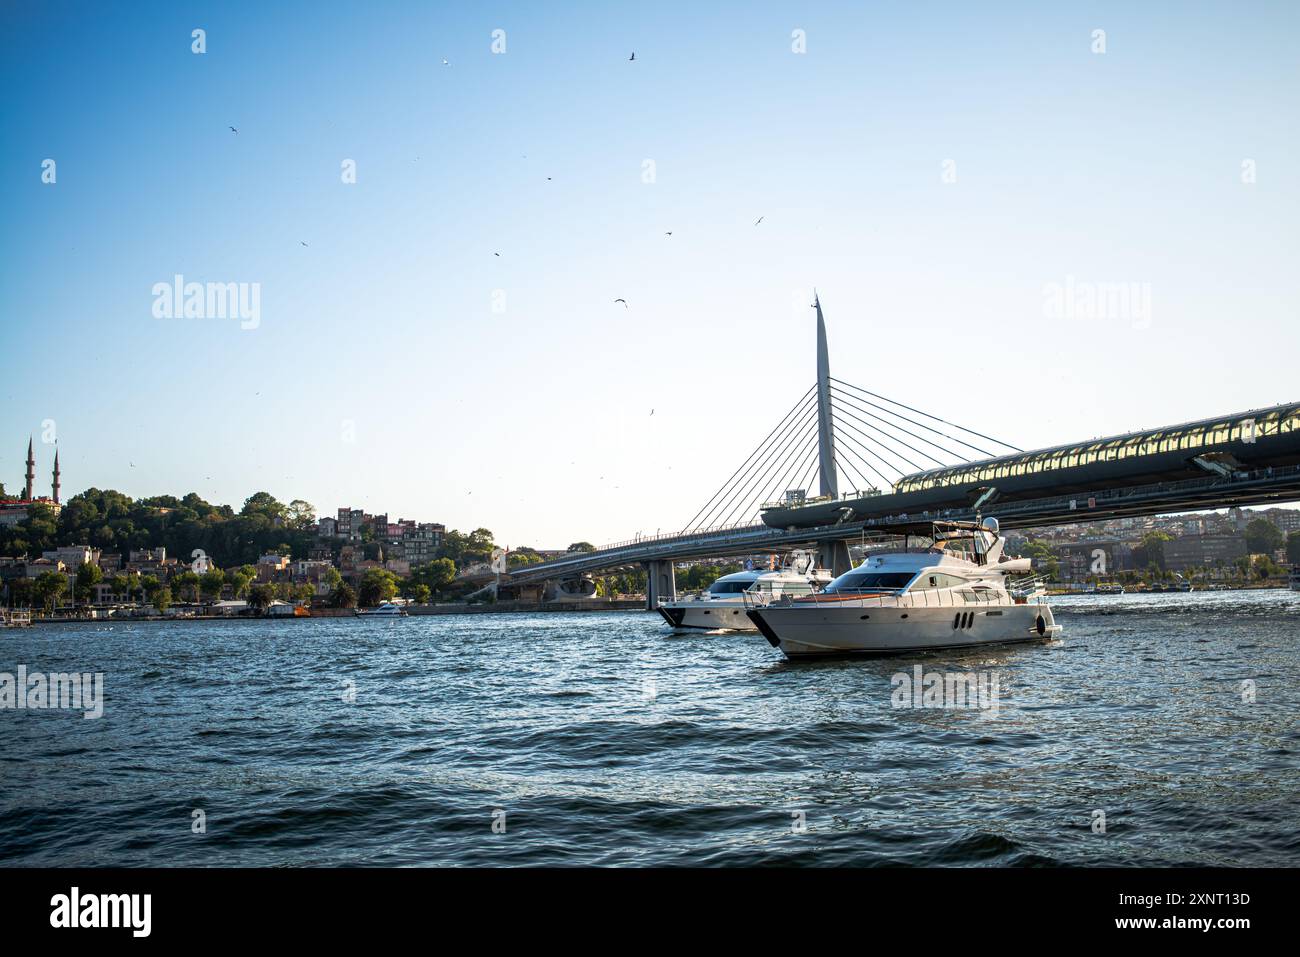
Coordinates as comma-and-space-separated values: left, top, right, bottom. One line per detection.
831, 377, 1023, 455
693, 396, 819, 532
681, 385, 816, 532
827, 415, 910, 485
719, 415, 821, 529
832, 429, 901, 490
830, 399, 935, 472
715, 407, 822, 529
683, 386, 813, 532
830, 387, 962, 466
757, 431, 822, 517
695, 398, 821, 531
833, 447, 880, 495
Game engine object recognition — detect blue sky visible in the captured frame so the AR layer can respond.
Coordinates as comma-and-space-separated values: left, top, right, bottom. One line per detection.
2, 1, 1297, 547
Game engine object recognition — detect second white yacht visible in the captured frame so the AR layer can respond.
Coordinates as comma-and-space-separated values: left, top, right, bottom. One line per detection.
745, 519, 1061, 658
658, 553, 832, 631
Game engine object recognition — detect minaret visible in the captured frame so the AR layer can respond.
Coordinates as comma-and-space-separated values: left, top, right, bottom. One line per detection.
52, 448, 61, 505
24, 437, 35, 500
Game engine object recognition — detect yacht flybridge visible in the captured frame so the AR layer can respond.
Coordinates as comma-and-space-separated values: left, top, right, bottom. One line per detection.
658, 552, 832, 632
744, 519, 1061, 658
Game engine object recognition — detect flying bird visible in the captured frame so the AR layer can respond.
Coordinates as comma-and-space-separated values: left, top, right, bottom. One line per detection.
300, 241, 309, 247
629, 52, 635, 61
650, 409, 655, 416
441, 58, 450, 66
228, 126, 238, 134
754, 216, 764, 226
613, 299, 627, 307
494, 252, 500, 257
664, 231, 673, 236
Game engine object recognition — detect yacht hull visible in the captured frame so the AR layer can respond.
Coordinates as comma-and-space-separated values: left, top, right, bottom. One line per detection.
747, 603, 1059, 658
658, 602, 756, 631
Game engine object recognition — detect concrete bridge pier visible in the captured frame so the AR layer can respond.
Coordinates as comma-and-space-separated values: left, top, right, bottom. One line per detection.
822, 540, 853, 578
644, 560, 676, 610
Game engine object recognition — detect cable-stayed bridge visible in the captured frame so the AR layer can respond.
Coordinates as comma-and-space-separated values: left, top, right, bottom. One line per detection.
506, 299, 1300, 606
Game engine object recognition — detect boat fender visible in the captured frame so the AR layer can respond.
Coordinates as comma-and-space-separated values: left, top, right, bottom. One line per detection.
1035, 614, 1046, 636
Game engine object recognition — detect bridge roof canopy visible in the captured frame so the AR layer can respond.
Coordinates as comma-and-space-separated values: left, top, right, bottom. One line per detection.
893, 400, 1300, 494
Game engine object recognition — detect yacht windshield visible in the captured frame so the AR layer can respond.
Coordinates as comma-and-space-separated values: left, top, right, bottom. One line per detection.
709, 580, 754, 595
825, 571, 916, 594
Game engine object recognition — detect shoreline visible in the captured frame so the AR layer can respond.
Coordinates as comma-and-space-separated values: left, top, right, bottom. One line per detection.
14, 598, 649, 625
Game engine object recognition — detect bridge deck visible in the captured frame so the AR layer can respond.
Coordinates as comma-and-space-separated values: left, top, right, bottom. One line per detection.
505, 463, 1300, 584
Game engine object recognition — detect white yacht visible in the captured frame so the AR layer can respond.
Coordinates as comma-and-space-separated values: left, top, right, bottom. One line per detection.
745, 519, 1061, 658
658, 553, 833, 632
356, 602, 407, 617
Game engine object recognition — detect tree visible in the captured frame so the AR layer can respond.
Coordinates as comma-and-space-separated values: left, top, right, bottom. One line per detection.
174, 570, 201, 603
408, 558, 455, 597
1021, 539, 1060, 580
33, 571, 67, 613
74, 562, 104, 604
1134, 530, 1172, 571
241, 492, 285, 520
1245, 518, 1284, 556
7, 577, 34, 608
567, 542, 596, 553
284, 500, 316, 531
358, 568, 399, 607
227, 567, 256, 599
438, 528, 496, 567
200, 568, 226, 602
329, 581, 357, 608
247, 583, 275, 612
110, 574, 132, 600
152, 585, 173, 613
1287, 531, 1300, 565
410, 584, 431, 604
508, 546, 544, 568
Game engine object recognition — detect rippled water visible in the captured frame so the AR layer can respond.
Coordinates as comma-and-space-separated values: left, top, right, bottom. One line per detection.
2, 590, 1298, 866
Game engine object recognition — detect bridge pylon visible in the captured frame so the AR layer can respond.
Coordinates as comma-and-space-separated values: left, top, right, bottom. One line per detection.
814, 294, 853, 577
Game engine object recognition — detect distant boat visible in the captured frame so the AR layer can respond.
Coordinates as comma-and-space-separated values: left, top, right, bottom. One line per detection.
658, 552, 832, 631
356, 602, 407, 617
1, 608, 32, 628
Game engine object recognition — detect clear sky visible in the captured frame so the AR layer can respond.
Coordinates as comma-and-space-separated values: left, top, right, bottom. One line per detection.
2, 1, 1297, 547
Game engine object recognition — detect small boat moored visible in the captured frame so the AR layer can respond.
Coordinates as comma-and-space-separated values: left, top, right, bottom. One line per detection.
356, 602, 408, 617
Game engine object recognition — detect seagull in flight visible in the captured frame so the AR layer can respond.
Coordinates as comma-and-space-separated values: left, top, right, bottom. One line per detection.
629, 52, 636, 61
664, 231, 673, 236
228, 126, 239, 135
300, 241, 309, 247
614, 299, 628, 307
441, 58, 450, 67
754, 216, 764, 226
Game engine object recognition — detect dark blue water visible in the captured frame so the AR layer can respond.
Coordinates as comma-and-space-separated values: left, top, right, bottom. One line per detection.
2, 591, 1297, 866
